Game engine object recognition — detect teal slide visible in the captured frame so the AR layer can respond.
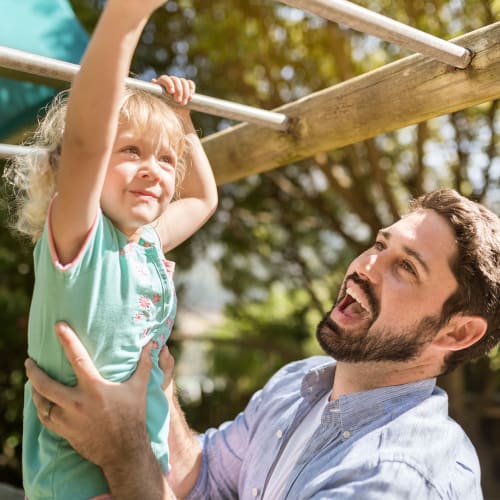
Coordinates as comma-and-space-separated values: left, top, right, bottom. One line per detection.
0, 0, 88, 140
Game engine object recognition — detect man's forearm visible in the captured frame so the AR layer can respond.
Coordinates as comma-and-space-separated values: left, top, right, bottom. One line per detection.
102, 424, 174, 500
167, 384, 203, 498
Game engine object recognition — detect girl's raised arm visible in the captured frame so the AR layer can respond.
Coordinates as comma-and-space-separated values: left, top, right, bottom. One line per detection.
51, 0, 165, 264
154, 75, 218, 253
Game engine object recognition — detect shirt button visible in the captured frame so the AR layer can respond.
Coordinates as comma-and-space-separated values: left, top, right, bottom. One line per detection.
252, 487, 260, 497
276, 430, 283, 439
342, 431, 351, 439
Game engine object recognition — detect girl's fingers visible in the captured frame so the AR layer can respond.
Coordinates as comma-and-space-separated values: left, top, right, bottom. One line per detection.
180, 78, 191, 105
153, 75, 174, 94
153, 75, 195, 106
188, 79, 196, 96
170, 76, 184, 103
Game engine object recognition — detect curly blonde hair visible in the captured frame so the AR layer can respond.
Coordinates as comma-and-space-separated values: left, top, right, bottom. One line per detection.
4, 88, 188, 243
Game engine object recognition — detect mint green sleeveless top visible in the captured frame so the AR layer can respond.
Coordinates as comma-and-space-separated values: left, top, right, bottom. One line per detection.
23, 210, 176, 500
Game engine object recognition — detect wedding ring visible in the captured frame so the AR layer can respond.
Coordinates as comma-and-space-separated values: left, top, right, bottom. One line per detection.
44, 400, 54, 420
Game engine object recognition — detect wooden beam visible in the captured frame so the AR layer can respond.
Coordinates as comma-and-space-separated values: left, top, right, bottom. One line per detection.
204, 22, 500, 185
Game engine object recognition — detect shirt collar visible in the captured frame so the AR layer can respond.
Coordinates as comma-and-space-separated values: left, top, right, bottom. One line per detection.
300, 359, 436, 432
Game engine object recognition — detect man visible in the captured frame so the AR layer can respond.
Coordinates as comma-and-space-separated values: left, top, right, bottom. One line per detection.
27, 189, 500, 499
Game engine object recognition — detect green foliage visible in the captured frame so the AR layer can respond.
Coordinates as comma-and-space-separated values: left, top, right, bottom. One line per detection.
0, 160, 33, 485
182, 284, 323, 430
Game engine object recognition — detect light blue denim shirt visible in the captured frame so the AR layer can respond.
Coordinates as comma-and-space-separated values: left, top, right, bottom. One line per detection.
185, 356, 482, 500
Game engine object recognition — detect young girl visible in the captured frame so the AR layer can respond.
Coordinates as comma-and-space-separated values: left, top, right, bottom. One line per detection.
4, 1, 217, 499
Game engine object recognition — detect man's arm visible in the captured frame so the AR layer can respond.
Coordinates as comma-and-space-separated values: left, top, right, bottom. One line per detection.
159, 346, 202, 497
26, 322, 174, 500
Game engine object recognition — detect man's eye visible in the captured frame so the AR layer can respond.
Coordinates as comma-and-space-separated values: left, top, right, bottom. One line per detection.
374, 241, 385, 251
400, 260, 417, 276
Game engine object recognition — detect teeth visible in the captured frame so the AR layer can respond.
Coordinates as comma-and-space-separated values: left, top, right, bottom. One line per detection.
346, 287, 369, 312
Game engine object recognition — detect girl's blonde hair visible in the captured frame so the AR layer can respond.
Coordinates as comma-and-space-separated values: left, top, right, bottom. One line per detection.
4, 87, 187, 243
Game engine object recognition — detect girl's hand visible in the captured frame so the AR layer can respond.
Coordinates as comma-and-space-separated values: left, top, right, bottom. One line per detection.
153, 74, 196, 108
153, 74, 196, 131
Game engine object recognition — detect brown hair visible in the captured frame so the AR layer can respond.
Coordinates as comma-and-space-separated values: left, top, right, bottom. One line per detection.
410, 189, 500, 373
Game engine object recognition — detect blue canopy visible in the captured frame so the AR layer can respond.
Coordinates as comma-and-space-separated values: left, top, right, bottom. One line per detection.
0, 0, 88, 141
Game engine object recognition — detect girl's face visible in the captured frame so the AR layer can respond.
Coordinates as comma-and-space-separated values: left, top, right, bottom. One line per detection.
100, 125, 178, 240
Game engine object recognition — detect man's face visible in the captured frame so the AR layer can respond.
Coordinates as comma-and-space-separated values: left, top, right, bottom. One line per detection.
317, 209, 459, 363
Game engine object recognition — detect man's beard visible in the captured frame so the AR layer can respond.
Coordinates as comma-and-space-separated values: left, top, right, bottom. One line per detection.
316, 273, 444, 363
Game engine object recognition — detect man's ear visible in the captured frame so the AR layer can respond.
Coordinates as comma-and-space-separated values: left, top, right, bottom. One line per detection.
434, 315, 487, 351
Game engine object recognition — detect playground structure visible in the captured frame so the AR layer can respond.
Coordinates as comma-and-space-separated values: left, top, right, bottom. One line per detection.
0, 1, 500, 185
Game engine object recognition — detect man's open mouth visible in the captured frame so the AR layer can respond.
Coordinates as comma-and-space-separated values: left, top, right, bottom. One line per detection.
338, 286, 370, 317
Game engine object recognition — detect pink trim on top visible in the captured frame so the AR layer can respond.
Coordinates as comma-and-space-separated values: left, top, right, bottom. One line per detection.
163, 259, 176, 277
151, 225, 176, 276
47, 194, 100, 272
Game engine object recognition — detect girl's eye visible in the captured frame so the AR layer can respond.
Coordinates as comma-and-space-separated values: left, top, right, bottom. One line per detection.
123, 146, 139, 156
374, 240, 385, 251
159, 156, 176, 168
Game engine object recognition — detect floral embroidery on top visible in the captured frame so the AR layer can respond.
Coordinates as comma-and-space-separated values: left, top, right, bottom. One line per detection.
119, 229, 176, 351
139, 295, 152, 310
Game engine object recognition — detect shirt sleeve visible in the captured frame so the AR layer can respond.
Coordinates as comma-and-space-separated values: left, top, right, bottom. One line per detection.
308, 459, 445, 500
185, 387, 265, 499
184, 357, 332, 500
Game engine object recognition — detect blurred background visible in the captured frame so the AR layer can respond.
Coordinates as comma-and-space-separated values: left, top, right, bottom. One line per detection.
1, 0, 499, 497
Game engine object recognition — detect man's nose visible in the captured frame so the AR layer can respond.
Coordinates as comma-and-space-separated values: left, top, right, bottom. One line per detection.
355, 252, 384, 284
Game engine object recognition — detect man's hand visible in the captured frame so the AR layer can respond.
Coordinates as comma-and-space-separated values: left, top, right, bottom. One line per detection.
159, 344, 175, 401
26, 322, 174, 499
26, 322, 152, 468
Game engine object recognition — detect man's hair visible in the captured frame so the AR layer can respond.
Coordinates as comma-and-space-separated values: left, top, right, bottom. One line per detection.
410, 189, 500, 373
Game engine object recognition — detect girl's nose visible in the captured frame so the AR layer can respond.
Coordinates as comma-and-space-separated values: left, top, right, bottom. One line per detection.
139, 158, 160, 182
